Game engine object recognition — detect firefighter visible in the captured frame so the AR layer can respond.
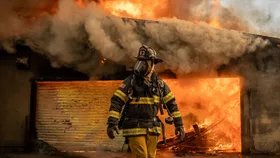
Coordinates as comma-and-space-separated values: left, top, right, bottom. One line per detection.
106, 45, 185, 158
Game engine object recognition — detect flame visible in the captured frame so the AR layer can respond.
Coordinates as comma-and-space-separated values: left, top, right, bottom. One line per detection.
163, 77, 241, 152
99, 0, 169, 19
14, 0, 58, 23
99, 0, 223, 29
75, 0, 87, 8
209, 20, 220, 28
209, 0, 221, 28
103, 1, 141, 18
195, 118, 212, 129
17, 0, 230, 32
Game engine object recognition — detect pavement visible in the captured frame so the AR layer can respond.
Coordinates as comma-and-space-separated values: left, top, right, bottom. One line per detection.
1, 151, 280, 158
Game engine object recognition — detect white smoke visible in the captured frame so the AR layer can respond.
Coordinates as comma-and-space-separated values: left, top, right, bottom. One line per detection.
221, 0, 280, 38
0, 0, 271, 77
168, 0, 250, 32
169, 0, 280, 38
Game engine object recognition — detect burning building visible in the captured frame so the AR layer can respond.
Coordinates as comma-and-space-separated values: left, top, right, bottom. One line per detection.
0, 0, 279, 157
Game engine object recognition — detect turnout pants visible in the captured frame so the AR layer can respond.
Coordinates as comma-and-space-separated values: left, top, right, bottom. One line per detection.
128, 134, 158, 158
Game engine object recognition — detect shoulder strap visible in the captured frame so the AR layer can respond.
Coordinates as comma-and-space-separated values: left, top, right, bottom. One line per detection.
156, 77, 173, 117
127, 74, 135, 100
155, 76, 165, 115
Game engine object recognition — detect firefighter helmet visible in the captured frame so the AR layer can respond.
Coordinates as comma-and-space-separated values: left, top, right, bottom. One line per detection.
135, 45, 163, 64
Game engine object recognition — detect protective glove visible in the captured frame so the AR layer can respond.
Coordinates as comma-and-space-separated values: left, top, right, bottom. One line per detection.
107, 125, 120, 139
175, 126, 185, 141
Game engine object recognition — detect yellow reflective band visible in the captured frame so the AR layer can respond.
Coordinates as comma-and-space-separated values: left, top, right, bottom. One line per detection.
153, 95, 160, 103
172, 111, 181, 118
122, 127, 161, 136
122, 128, 147, 136
163, 92, 175, 103
129, 96, 160, 104
109, 110, 120, 119
114, 90, 128, 103
129, 97, 154, 105
148, 127, 161, 134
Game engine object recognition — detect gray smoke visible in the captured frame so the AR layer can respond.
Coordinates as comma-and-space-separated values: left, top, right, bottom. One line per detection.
169, 0, 280, 37
221, 0, 280, 38
0, 0, 271, 77
0, 0, 56, 41
168, 0, 250, 32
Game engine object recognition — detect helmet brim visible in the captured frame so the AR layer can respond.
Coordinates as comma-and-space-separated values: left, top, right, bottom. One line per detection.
135, 56, 163, 64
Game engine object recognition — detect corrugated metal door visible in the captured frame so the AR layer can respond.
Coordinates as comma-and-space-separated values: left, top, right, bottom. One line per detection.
35, 80, 124, 152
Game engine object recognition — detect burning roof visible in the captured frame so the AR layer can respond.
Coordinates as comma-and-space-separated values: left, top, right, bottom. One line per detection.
0, 0, 278, 77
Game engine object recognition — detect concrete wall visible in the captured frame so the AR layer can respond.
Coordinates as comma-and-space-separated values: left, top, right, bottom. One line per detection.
251, 74, 280, 153
249, 47, 280, 153
0, 46, 89, 152
0, 54, 34, 148
224, 45, 280, 154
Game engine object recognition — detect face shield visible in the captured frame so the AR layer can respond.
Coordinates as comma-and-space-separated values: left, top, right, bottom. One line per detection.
134, 60, 154, 77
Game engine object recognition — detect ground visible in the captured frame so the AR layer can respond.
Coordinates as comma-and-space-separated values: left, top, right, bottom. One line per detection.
1, 151, 280, 158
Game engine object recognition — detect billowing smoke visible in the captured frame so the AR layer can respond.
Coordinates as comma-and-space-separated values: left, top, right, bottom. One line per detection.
168, 0, 280, 37
168, 0, 250, 32
0, 0, 271, 77
222, 0, 280, 38
0, 0, 57, 40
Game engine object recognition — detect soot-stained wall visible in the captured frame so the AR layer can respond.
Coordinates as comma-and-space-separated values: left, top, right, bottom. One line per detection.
249, 46, 280, 154
251, 74, 280, 153
0, 46, 90, 152
0, 51, 35, 149
220, 42, 280, 154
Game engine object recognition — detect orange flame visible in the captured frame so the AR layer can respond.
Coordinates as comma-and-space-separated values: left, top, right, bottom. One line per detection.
99, 0, 169, 19
162, 77, 241, 152
209, 0, 221, 28
98, 0, 223, 28
75, 0, 87, 8
20, 0, 225, 31
209, 20, 220, 28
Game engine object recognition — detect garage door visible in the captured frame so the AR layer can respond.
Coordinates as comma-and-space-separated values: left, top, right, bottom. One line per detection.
35, 80, 124, 152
